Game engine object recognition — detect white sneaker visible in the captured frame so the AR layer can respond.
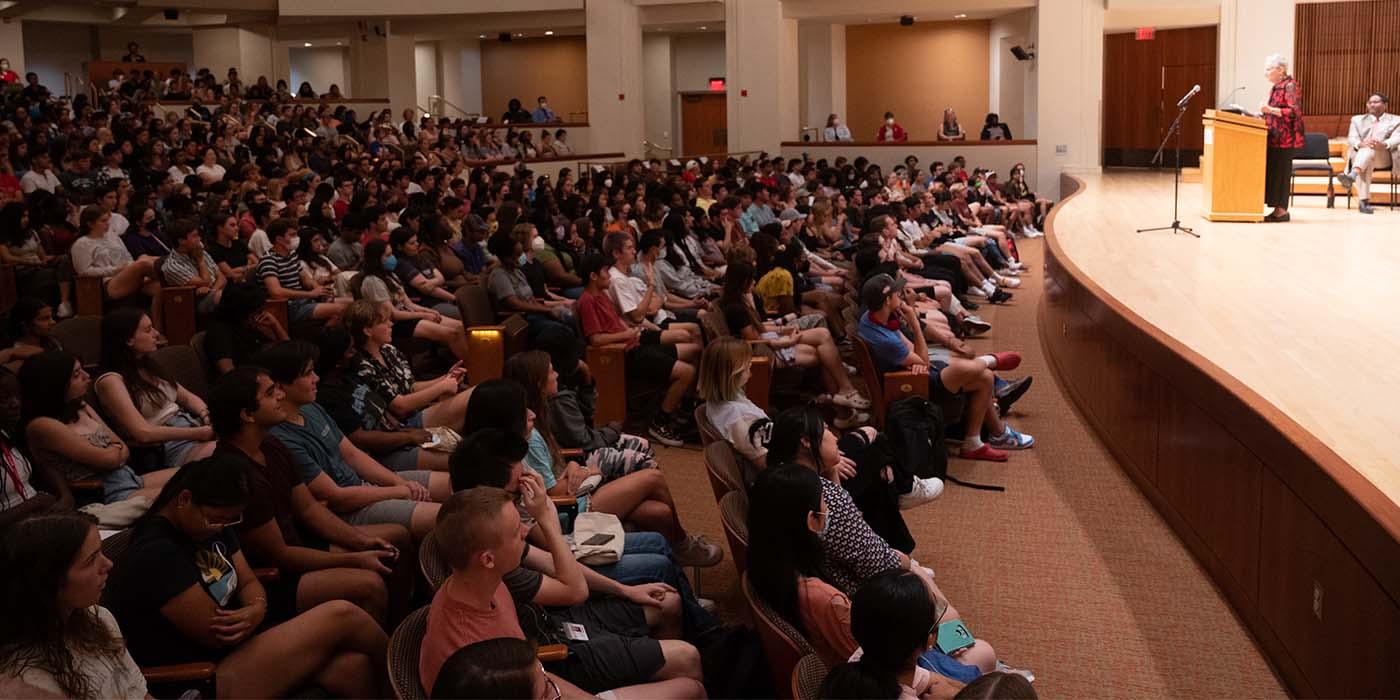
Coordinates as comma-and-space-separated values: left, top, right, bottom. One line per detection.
996, 276, 1021, 289
831, 390, 872, 410
56, 301, 75, 319
899, 476, 945, 509
998, 267, 1021, 277
833, 410, 871, 430
966, 286, 989, 298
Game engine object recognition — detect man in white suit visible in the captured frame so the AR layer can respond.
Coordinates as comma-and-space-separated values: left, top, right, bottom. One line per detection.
1336, 92, 1400, 214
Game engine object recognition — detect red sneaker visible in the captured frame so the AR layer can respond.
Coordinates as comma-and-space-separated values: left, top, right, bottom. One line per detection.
958, 444, 1009, 462
991, 352, 1022, 372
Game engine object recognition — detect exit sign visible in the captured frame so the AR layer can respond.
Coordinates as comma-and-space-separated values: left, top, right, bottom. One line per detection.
708, 77, 726, 91
1135, 26, 1155, 40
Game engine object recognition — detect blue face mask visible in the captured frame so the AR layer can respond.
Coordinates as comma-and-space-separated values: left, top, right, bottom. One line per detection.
383, 254, 398, 272
518, 253, 529, 266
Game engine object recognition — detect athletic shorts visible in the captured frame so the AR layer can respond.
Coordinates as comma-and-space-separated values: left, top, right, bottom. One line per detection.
343, 470, 432, 528
546, 598, 665, 693
624, 343, 678, 385
391, 319, 420, 340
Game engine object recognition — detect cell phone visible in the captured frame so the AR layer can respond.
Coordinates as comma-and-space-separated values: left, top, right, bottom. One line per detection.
936, 620, 976, 654
580, 532, 615, 546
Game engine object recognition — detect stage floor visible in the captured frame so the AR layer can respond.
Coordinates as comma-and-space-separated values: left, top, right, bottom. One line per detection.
1051, 170, 1400, 508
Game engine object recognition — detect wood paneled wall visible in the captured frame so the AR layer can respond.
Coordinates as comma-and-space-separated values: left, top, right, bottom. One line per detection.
1102, 26, 1217, 168
1295, 0, 1400, 117
845, 21, 990, 142
479, 37, 588, 122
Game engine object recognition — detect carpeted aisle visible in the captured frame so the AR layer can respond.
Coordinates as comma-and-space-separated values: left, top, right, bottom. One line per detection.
657, 237, 1288, 699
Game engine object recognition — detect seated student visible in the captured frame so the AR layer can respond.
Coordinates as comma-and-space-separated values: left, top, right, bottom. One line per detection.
0, 203, 74, 318
257, 340, 446, 539
204, 280, 289, 376
0, 513, 148, 699
747, 467, 996, 680
506, 350, 658, 478
1, 297, 62, 373
0, 369, 75, 529
632, 229, 709, 319
257, 218, 348, 326
350, 241, 470, 363
21, 351, 178, 504
313, 329, 451, 475
419, 486, 706, 699
603, 232, 703, 344
328, 212, 365, 270
431, 637, 567, 699
821, 570, 1010, 699
460, 379, 722, 568
101, 457, 390, 698
486, 233, 584, 377
342, 299, 473, 430
210, 367, 414, 626
94, 308, 218, 469
208, 211, 256, 283
296, 230, 342, 289
718, 263, 869, 424
856, 274, 1034, 462
69, 205, 161, 305
448, 429, 720, 635
575, 254, 694, 447
389, 227, 462, 320
160, 217, 226, 314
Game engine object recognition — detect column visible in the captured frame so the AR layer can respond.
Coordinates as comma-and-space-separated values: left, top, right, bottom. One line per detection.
586, 0, 645, 157
437, 38, 483, 117
0, 20, 24, 74
1217, 0, 1296, 107
1033, 0, 1104, 197
642, 33, 674, 153
725, 0, 799, 153
349, 22, 417, 112
192, 26, 276, 83
799, 23, 846, 139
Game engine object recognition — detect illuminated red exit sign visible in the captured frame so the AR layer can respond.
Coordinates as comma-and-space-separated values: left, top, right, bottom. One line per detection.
708, 77, 726, 91
1135, 27, 1155, 40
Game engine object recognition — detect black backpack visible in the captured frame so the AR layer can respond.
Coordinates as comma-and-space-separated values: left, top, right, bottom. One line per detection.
885, 396, 1004, 492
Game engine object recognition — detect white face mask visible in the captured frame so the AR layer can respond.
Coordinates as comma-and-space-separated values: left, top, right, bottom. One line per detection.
531, 236, 546, 251
286, 236, 300, 251
886, 118, 895, 126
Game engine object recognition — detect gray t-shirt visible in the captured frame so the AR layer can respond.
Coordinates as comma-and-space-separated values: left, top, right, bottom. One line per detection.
328, 238, 363, 270
487, 266, 534, 304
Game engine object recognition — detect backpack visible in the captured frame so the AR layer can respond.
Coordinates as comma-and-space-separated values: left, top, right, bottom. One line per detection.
885, 396, 1005, 492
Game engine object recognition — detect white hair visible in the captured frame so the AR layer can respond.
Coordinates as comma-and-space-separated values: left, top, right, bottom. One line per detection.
1264, 53, 1289, 71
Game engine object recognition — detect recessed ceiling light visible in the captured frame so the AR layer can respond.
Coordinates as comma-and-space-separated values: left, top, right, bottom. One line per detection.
699, 26, 707, 30
303, 42, 312, 47
544, 30, 554, 36
479, 34, 487, 39
516, 33, 523, 37
954, 13, 967, 18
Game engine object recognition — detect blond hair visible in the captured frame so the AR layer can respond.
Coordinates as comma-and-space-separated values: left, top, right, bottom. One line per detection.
435, 487, 515, 571
698, 337, 753, 403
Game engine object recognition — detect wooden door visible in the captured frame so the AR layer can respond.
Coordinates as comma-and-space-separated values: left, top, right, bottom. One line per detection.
681, 93, 727, 156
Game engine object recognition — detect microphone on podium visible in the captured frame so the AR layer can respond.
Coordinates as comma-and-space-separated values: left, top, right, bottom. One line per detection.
1176, 84, 1202, 109
1218, 85, 1246, 109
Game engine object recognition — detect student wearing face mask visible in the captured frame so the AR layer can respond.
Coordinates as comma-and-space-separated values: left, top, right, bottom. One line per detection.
877, 112, 908, 143
824, 113, 854, 142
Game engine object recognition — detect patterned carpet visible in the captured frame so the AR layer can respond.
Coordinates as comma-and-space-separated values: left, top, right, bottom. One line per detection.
657, 237, 1290, 699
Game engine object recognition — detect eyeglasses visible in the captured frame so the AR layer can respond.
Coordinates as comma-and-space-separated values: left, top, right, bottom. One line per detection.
539, 664, 561, 700
199, 507, 242, 528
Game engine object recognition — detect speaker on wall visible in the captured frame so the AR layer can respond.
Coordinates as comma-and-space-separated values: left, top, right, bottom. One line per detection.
498, 32, 512, 43
1010, 45, 1035, 61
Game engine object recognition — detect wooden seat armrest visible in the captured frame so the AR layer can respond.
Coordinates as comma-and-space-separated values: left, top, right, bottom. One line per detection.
550, 495, 579, 508
262, 298, 289, 330
747, 355, 773, 411
253, 567, 280, 583
70, 478, 104, 492
586, 343, 629, 427
882, 371, 929, 405
76, 276, 104, 316
537, 644, 570, 662
141, 662, 217, 684
560, 447, 585, 460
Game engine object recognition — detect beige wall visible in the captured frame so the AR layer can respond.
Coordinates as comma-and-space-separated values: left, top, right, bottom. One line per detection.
480, 36, 588, 122
845, 20, 991, 142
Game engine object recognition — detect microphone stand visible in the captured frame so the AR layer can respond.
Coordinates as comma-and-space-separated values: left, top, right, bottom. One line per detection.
1137, 94, 1200, 237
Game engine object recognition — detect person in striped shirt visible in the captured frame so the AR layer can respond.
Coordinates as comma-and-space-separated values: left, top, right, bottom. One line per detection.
257, 219, 348, 325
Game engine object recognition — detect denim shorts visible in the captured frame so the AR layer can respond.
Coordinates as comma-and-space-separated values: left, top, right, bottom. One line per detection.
162, 411, 205, 467
103, 466, 145, 503
288, 297, 317, 322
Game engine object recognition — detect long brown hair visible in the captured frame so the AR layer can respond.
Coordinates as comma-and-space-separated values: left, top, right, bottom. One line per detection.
0, 513, 132, 699
503, 350, 564, 477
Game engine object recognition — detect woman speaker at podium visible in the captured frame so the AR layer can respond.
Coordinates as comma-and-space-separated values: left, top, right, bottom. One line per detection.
1260, 53, 1304, 222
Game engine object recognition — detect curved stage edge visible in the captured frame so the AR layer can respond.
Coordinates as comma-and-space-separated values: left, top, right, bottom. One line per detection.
1039, 175, 1400, 699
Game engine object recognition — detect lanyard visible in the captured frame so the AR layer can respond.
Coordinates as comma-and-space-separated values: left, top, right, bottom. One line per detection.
1, 442, 27, 502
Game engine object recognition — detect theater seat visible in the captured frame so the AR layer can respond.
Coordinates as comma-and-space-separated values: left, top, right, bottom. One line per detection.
742, 574, 816, 699
0, 263, 17, 316
152, 344, 210, 400
388, 606, 567, 700
791, 654, 829, 700
850, 336, 928, 428
154, 285, 198, 346
719, 490, 749, 576
455, 285, 528, 383
52, 316, 103, 369
75, 276, 104, 317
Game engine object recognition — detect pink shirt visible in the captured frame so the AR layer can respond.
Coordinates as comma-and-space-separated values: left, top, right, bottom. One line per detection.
797, 577, 859, 667
419, 577, 525, 692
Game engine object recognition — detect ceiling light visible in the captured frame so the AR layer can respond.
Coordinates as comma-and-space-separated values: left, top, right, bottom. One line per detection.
954, 13, 967, 18
303, 42, 312, 47
699, 26, 707, 30
544, 30, 554, 36
516, 33, 523, 37
479, 34, 487, 39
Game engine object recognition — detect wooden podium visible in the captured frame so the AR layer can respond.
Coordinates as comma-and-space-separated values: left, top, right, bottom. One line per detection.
1201, 109, 1268, 222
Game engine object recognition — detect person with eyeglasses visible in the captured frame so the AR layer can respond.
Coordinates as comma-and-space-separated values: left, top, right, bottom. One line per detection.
432, 637, 569, 699
102, 455, 391, 698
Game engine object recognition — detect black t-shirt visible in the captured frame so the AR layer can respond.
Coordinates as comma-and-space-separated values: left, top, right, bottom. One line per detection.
317, 373, 397, 436
208, 238, 251, 270
204, 318, 271, 373
224, 438, 304, 549
394, 257, 427, 304
103, 516, 244, 667
723, 298, 759, 336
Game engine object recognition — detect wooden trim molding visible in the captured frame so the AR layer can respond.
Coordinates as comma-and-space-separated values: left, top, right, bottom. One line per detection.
782, 139, 1037, 148
1040, 175, 1400, 698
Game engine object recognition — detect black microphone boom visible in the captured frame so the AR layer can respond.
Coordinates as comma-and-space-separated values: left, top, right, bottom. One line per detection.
1176, 84, 1202, 109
